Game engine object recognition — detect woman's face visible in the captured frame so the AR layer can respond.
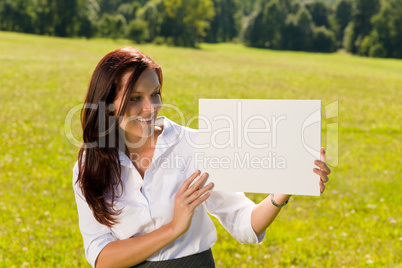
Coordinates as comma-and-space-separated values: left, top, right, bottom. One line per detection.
113, 68, 162, 142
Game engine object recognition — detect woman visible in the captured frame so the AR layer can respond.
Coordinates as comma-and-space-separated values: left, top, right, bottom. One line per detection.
72, 47, 331, 268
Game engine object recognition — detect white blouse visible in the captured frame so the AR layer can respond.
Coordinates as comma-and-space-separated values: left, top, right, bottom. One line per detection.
72, 116, 266, 267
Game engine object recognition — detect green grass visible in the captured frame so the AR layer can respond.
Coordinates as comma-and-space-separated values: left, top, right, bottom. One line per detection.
0, 31, 401, 267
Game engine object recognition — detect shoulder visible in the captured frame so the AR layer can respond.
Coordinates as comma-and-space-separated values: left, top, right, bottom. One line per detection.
159, 116, 199, 146
72, 160, 81, 186
161, 116, 198, 134
164, 117, 198, 145
72, 151, 86, 186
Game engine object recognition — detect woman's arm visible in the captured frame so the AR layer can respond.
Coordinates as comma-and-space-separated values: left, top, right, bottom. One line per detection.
251, 147, 331, 236
251, 194, 291, 236
95, 223, 177, 268
95, 170, 213, 268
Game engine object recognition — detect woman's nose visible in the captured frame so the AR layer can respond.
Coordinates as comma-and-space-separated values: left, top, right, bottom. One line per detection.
142, 97, 156, 113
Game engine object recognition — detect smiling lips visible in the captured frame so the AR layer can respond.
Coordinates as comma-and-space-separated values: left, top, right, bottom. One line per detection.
135, 115, 154, 124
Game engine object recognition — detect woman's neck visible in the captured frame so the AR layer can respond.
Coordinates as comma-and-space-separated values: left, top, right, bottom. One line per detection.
124, 126, 163, 157
123, 126, 163, 177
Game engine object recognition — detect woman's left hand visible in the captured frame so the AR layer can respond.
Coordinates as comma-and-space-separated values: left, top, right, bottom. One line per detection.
313, 147, 331, 193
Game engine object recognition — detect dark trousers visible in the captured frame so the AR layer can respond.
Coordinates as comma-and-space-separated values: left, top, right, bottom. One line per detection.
131, 248, 215, 268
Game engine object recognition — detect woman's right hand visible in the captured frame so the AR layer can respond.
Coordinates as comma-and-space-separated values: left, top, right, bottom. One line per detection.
170, 170, 213, 237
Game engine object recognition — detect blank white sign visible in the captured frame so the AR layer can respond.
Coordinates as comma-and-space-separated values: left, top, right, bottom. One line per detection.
198, 99, 321, 196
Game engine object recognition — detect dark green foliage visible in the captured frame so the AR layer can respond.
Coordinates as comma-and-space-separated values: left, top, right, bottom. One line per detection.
0, 0, 400, 57
243, 0, 289, 48
369, 43, 387, 58
98, 13, 127, 39
284, 7, 315, 51
343, 0, 380, 53
205, 0, 238, 43
368, 0, 402, 58
343, 21, 355, 53
353, 0, 380, 38
305, 0, 330, 28
136, 1, 163, 42
234, 0, 258, 16
53, 0, 78, 37
76, 0, 100, 38
127, 19, 149, 43
313, 26, 337, 52
333, 0, 352, 46
244, 0, 337, 53
160, 0, 215, 47
359, 31, 378, 56
0, 0, 36, 33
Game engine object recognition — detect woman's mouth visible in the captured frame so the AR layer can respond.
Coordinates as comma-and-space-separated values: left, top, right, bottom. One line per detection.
135, 116, 153, 124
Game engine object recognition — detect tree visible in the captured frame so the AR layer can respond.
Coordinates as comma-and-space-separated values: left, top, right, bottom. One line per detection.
347, 0, 380, 53
285, 7, 314, 51
205, 0, 238, 43
343, 0, 380, 54
353, 0, 380, 38
243, 0, 266, 47
382, 0, 402, 58
261, 0, 284, 48
306, 0, 330, 28
362, 0, 402, 58
234, 0, 258, 16
0, 0, 36, 33
136, 0, 163, 41
98, 13, 127, 39
127, 19, 149, 43
161, 0, 215, 47
333, 0, 353, 47
313, 26, 336, 52
243, 0, 289, 48
35, 0, 57, 35
343, 21, 355, 53
77, 0, 101, 38
118, 0, 148, 22
54, 0, 78, 37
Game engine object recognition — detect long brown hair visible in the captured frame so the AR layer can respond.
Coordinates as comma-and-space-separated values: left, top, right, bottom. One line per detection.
76, 47, 163, 227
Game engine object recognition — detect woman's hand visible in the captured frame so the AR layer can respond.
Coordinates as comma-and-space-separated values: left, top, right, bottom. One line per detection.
170, 170, 213, 237
313, 147, 331, 193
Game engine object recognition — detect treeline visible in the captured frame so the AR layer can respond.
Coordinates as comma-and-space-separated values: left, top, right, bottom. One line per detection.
244, 0, 402, 58
1, 0, 401, 58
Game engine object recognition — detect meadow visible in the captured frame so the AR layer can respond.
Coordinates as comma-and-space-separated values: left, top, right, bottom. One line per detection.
0, 31, 401, 267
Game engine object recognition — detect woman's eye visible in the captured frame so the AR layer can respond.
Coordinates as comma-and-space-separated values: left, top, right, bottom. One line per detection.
130, 97, 140, 102
152, 91, 161, 97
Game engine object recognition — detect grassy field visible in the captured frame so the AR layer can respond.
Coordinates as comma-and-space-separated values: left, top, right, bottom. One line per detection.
0, 31, 401, 267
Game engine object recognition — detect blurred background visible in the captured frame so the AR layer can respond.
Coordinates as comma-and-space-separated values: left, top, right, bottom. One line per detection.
0, 0, 401, 267
1, 0, 402, 57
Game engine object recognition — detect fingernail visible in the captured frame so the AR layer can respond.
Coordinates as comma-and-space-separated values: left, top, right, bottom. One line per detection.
314, 168, 320, 172
314, 160, 320, 164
